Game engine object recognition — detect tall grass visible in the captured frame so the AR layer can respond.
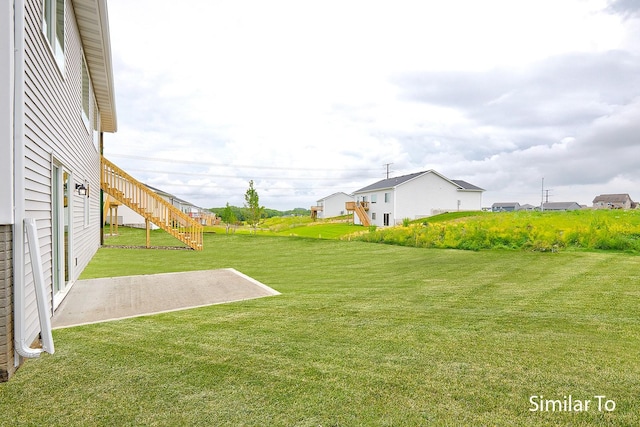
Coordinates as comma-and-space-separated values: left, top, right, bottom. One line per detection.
356, 210, 640, 252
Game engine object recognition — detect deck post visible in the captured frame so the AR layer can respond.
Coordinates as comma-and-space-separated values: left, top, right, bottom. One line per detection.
145, 218, 151, 248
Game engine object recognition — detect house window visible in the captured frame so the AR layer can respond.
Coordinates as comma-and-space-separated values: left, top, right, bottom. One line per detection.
371, 195, 377, 203
372, 212, 376, 220
384, 192, 391, 203
43, 0, 65, 70
82, 57, 90, 128
383, 213, 390, 226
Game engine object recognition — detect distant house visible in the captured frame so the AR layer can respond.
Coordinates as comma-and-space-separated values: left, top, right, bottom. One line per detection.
520, 204, 537, 211
163, 192, 216, 225
105, 185, 217, 228
492, 202, 521, 212
592, 194, 635, 210
1, 0, 117, 381
542, 202, 582, 211
311, 192, 352, 219
349, 170, 484, 227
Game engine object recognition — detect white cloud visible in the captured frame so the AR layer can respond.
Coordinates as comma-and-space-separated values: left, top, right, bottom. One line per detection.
103, 0, 640, 210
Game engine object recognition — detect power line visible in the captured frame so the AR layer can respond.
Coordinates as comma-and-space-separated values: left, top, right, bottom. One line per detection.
123, 167, 375, 181
107, 153, 377, 172
149, 182, 350, 192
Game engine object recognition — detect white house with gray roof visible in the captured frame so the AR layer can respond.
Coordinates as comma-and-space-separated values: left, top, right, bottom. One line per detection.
350, 170, 484, 226
311, 192, 352, 219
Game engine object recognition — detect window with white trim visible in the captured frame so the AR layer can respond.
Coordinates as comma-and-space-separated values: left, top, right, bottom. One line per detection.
82, 57, 90, 128
43, 0, 65, 70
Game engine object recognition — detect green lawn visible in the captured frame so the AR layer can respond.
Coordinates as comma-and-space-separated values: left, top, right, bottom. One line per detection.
203, 215, 358, 239
1, 231, 639, 426
273, 222, 362, 239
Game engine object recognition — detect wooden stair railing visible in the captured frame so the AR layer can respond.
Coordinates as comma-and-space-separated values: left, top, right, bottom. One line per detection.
100, 155, 203, 250
345, 201, 371, 226
354, 202, 371, 227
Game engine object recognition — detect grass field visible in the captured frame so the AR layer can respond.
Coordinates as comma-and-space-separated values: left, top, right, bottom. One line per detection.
1, 230, 639, 425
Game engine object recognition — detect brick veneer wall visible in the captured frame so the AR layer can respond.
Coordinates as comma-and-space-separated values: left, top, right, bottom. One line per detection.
0, 224, 15, 382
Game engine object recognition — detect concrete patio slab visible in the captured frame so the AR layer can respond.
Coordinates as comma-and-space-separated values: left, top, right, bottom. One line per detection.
51, 269, 280, 329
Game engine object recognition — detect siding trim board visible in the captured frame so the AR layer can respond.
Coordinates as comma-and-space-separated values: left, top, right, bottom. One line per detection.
0, 1, 14, 224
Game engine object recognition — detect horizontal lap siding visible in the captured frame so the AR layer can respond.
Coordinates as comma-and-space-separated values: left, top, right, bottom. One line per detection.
396, 174, 483, 220
22, 0, 100, 345
396, 173, 460, 220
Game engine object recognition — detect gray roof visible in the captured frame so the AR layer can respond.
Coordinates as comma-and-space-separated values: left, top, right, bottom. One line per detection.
144, 184, 176, 199
492, 202, 520, 207
542, 202, 582, 210
593, 194, 633, 203
355, 171, 424, 193
144, 184, 196, 208
317, 192, 352, 202
354, 170, 484, 193
452, 180, 485, 191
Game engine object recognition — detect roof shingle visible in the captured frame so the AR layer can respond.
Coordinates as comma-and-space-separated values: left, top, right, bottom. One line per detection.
354, 170, 485, 193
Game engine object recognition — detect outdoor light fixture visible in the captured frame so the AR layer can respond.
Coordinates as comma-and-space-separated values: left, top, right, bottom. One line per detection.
75, 182, 87, 196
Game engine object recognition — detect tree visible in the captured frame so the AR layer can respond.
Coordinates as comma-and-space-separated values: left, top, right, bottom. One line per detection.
244, 180, 264, 233
221, 202, 237, 234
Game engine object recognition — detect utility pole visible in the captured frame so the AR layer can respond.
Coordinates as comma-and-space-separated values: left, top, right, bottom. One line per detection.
541, 178, 544, 212
384, 163, 393, 179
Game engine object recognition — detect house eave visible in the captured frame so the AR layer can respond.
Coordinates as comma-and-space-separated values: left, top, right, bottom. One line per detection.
353, 170, 485, 194
72, 0, 117, 132
353, 185, 394, 195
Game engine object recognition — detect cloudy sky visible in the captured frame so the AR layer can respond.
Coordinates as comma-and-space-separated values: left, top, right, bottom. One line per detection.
103, 0, 640, 211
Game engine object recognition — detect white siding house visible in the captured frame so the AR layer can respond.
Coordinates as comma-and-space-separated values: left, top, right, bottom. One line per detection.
312, 192, 352, 219
352, 170, 484, 226
1, 0, 116, 381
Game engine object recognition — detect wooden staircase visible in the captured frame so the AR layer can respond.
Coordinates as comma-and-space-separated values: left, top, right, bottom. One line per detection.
101, 156, 203, 250
346, 201, 371, 226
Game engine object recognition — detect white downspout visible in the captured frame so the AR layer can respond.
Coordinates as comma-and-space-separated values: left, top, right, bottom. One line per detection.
13, 0, 43, 359
393, 189, 397, 226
